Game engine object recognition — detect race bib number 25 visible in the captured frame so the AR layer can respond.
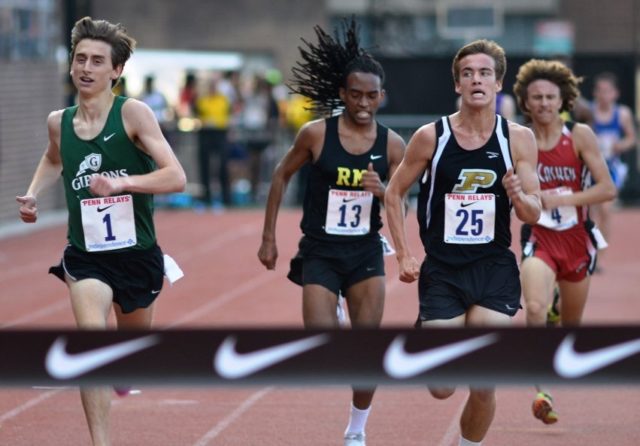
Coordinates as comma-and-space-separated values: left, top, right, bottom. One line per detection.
444, 193, 495, 244
80, 194, 136, 252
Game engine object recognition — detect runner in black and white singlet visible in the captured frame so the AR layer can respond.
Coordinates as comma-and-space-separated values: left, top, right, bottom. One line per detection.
258, 19, 405, 446
385, 40, 541, 446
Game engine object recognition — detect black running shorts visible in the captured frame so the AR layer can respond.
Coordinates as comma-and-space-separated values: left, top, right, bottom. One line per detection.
287, 235, 384, 296
49, 244, 164, 314
417, 251, 521, 321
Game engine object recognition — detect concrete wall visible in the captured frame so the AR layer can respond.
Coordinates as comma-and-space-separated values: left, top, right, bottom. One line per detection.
92, 0, 327, 77
0, 61, 65, 227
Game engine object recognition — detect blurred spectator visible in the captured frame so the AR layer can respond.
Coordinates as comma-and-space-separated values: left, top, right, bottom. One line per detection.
112, 75, 128, 97
285, 94, 315, 205
242, 75, 280, 203
551, 55, 593, 125
141, 75, 173, 131
196, 74, 232, 207
177, 71, 198, 119
589, 72, 637, 269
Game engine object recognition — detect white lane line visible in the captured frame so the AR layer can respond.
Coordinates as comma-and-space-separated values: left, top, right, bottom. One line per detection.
436, 397, 466, 446
0, 389, 64, 425
167, 271, 278, 327
191, 387, 273, 446
0, 300, 69, 328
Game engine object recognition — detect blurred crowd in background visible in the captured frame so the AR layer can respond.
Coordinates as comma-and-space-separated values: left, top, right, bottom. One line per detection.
2, 0, 640, 225
106, 68, 315, 210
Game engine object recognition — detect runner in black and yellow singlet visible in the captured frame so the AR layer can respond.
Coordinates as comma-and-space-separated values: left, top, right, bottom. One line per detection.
258, 19, 405, 446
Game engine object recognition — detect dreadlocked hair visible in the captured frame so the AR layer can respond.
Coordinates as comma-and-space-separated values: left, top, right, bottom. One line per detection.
288, 17, 384, 116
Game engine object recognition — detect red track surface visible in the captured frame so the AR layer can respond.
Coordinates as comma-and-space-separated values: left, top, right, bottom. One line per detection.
1, 207, 639, 445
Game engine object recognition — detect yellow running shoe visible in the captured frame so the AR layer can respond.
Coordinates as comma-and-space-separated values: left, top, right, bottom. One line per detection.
532, 392, 559, 424
546, 287, 561, 327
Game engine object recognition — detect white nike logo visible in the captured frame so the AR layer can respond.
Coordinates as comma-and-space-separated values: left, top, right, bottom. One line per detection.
214, 334, 329, 379
103, 133, 116, 141
46, 335, 160, 379
554, 333, 640, 378
384, 333, 499, 379
370, 154, 383, 160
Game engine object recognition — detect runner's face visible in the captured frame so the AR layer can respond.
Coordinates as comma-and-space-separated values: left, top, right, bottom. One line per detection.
339, 72, 384, 125
593, 79, 618, 107
70, 39, 122, 94
525, 79, 562, 125
455, 53, 501, 110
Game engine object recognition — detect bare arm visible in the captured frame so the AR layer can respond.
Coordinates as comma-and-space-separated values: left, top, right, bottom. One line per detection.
89, 99, 186, 197
385, 123, 435, 282
257, 120, 320, 270
543, 123, 616, 209
613, 105, 636, 154
16, 111, 63, 223
505, 123, 541, 224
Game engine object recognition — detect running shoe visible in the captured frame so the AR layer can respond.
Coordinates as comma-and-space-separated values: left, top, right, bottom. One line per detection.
113, 386, 132, 397
532, 391, 558, 424
546, 287, 561, 327
344, 432, 366, 446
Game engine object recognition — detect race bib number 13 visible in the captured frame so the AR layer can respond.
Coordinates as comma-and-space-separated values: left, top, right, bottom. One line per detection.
80, 194, 136, 252
325, 189, 373, 235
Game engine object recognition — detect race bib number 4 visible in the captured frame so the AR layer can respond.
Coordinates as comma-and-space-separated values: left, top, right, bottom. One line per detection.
325, 189, 373, 236
80, 194, 136, 252
537, 187, 578, 231
444, 193, 495, 244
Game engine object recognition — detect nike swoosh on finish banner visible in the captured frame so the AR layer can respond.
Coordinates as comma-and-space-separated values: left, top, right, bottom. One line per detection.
384, 333, 499, 379
214, 334, 329, 379
46, 335, 161, 379
554, 333, 640, 378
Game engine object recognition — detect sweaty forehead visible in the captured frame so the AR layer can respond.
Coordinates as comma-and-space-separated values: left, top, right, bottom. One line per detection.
459, 53, 495, 71
528, 79, 560, 94
344, 71, 382, 90
74, 39, 112, 58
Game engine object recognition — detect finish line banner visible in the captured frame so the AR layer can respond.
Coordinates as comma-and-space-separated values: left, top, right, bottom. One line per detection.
1, 326, 639, 386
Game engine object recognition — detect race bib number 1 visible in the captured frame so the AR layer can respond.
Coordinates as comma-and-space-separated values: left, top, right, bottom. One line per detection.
444, 193, 495, 244
325, 189, 373, 236
80, 194, 136, 252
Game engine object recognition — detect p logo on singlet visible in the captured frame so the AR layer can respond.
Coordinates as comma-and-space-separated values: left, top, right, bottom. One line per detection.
452, 169, 497, 193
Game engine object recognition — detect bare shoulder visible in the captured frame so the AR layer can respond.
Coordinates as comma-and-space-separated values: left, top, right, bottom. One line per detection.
571, 122, 598, 148
572, 122, 596, 138
299, 117, 325, 137
409, 121, 437, 147
507, 120, 535, 142
387, 128, 406, 150
294, 117, 326, 147
507, 121, 537, 164
46, 109, 64, 128
122, 97, 154, 120
618, 103, 635, 122
46, 109, 64, 144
